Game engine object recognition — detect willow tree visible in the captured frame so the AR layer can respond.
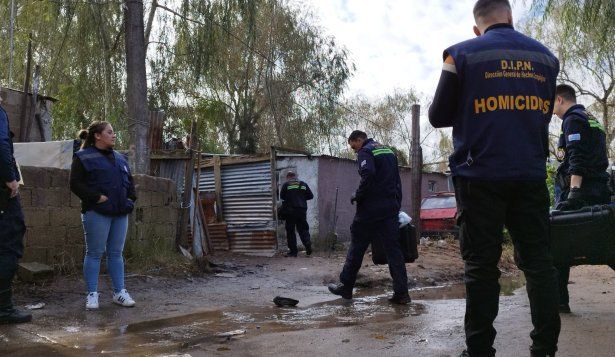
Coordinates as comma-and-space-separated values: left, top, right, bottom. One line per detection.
169, 0, 353, 154
527, 0, 615, 156
0, 1, 128, 142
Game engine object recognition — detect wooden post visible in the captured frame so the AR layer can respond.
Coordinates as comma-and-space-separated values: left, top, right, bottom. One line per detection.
176, 117, 197, 249
18, 35, 33, 142
270, 147, 279, 250
26, 65, 41, 141
124, 0, 150, 174
213, 155, 223, 222
410, 104, 423, 239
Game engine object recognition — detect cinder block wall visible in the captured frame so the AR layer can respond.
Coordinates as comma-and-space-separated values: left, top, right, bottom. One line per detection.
18, 167, 178, 271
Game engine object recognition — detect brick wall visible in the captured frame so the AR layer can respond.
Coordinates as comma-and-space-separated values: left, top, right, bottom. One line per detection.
18, 167, 178, 271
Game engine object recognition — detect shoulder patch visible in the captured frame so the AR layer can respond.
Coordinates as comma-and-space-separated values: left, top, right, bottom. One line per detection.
360, 160, 367, 167
568, 133, 581, 142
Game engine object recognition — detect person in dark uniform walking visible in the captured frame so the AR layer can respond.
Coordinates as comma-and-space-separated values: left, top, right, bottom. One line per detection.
428, 1, 560, 356
0, 94, 31, 324
552, 84, 611, 313
328, 130, 410, 305
279, 171, 313, 257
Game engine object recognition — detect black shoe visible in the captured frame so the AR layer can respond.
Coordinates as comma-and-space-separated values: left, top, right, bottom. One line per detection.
388, 293, 411, 305
305, 245, 312, 256
531, 351, 556, 357
459, 349, 497, 357
0, 308, 32, 324
558, 304, 571, 313
285, 252, 297, 257
328, 283, 352, 299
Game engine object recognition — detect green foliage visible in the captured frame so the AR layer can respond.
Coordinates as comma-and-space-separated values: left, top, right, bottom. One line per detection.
531, 0, 615, 45
528, 0, 615, 156
546, 162, 558, 206
339, 89, 419, 156
0, 1, 128, 144
164, 0, 354, 154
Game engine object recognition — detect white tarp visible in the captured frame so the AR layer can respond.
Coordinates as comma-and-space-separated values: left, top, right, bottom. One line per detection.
13, 140, 75, 170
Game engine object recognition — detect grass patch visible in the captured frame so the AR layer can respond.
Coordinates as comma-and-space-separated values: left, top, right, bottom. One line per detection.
124, 237, 199, 276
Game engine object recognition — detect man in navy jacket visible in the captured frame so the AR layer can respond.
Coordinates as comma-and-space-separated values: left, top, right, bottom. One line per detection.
328, 130, 410, 305
0, 94, 31, 324
428, 1, 560, 356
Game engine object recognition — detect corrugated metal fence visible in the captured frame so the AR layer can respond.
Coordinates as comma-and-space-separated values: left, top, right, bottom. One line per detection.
198, 161, 276, 255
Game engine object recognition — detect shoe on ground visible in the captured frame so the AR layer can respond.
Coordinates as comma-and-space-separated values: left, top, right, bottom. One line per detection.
0, 307, 32, 324
305, 245, 312, 256
459, 350, 498, 357
112, 289, 136, 307
86, 292, 99, 310
328, 283, 352, 299
531, 351, 556, 357
388, 293, 411, 305
558, 304, 571, 313
284, 252, 298, 257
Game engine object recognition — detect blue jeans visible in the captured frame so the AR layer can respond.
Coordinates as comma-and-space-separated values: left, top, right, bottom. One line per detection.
82, 210, 128, 293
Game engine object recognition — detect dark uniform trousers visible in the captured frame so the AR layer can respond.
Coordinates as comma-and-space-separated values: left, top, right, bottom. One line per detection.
0, 197, 26, 288
339, 215, 408, 295
285, 208, 311, 255
454, 178, 560, 356
556, 179, 611, 305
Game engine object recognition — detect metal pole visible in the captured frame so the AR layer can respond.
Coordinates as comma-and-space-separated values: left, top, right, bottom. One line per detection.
9, 0, 16, 87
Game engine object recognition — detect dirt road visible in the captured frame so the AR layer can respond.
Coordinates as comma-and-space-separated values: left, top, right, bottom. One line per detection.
0, 244, 612, 357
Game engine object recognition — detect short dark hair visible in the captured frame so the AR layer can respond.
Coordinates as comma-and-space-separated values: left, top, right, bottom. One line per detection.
555, 84, 577, 103
348, 130, 367, 142
473, 0, 511, 20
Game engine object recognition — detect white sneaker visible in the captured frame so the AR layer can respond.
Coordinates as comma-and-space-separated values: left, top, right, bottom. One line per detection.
112, 289, 136, 307
86, 292, 99, 310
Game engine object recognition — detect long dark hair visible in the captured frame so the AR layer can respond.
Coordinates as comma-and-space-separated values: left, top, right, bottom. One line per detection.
81, 121, 111, 149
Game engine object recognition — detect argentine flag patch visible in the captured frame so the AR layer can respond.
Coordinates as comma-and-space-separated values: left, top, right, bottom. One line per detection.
568, 133, 581, 142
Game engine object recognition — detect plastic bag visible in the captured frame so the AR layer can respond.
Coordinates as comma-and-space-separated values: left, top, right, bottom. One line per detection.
398, 211, 412, 228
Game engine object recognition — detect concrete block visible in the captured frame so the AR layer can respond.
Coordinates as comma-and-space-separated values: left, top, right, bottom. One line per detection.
136, 192, 152, 207
30, 188, 64, 207
50, 208, 82, 227
67, 226, 85, 245
21, 247, 48, 264
21, 167, 50, 188
70, 193, 83, 208
17, 188, 32, 207
17, 262, 54, 283
22, 207, 50, 227
50, 170, 70, 188
25, 226, 66, 247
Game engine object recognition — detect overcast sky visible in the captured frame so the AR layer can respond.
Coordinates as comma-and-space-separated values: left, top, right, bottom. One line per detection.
304, 0, 532, 101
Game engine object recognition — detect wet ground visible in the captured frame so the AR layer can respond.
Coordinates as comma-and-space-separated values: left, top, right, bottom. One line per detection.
1, 245, 613, 356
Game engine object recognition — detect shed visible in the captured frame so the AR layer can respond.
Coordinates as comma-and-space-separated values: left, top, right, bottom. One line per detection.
187, 152, 450, 256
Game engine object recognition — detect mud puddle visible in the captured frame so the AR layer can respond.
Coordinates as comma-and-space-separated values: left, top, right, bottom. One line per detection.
1, 277, 525, 356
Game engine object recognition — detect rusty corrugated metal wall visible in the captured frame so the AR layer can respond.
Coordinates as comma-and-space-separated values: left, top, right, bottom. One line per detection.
198, 161, 276, 255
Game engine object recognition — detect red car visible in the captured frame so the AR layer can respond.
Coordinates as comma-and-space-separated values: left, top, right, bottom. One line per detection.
420, 192, 459, 238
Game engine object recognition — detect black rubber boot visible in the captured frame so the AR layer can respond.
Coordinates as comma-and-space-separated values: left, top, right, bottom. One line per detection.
305, 243, 312, 256
388, 292, 411, 305
0, 279, 32, 325
328, 283, 352, 299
